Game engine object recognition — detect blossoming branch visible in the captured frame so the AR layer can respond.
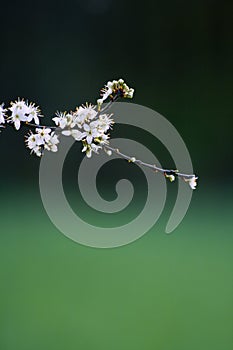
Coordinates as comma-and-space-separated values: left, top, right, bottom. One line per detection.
0, 79, 198, 189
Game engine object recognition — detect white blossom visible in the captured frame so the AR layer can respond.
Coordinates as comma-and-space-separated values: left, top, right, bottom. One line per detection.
53, 115, 67, 129
83, 122, 100, 144
26, 102, 42, 125
97, 82, 113, 109
25, 128, 59, 156
55, 104, 113, 157
184, 176, 198, 190
0, 103, 7, 126
26, 133, 39, 149
97, 114, 114, 132
53, 111, 75, 129
32, 145, 43, 157
8, 99, 42, 130
95, 133, 109, 145
74, 104, 97, 126
35, 128, 52, 144
82, 142, 101, 158
8, 99, 28, 130
25, 132, 43, 156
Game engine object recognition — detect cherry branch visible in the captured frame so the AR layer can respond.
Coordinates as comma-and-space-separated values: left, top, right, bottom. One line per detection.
0, 78, 198, 189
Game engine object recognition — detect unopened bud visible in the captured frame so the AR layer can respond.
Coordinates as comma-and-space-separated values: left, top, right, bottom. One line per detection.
105, 149, 112, 156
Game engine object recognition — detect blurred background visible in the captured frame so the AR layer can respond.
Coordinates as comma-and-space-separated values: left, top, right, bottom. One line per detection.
0, 1, 232, 349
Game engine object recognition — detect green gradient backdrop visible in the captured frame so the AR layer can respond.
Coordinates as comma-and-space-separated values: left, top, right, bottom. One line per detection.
0, 1, 232, 349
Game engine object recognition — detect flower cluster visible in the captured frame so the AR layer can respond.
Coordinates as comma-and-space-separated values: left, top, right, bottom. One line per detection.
7, 99, 42, 130
97, 78, 134, 111
53, 104, 114, 158
25, 128, 59, 157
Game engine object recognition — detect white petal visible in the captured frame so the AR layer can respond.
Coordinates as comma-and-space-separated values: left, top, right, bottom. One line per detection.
71, 130, 85, 141
86, 149, 92, 158
86, 135, 92, 144
14, 119, 21, 130
51, 144, 58, 152
83, 123, 90, 132
33, 115, 40, 125
52, 117, 60, 126
82, 145, 87, 152
35, 135, 44, 145
61, 130, 71, 136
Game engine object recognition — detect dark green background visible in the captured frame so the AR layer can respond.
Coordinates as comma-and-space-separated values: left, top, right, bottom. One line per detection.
0, 1, 232, 349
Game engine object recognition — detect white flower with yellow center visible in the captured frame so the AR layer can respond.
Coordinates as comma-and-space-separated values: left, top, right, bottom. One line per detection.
74, 104, 97, 126
26, 129, 59, 156
94, 133, 109, 145
8, 99, 29, 130
26, 103, 42, 125
97, 114, 114, 132
35, 128, 52, 145
83, 122, 100, 144
52, 111, 76, 129
26, 133, 38, 150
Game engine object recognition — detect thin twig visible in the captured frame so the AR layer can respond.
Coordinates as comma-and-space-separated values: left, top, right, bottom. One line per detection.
104, 144, 195, 179
24, 122, 58, 130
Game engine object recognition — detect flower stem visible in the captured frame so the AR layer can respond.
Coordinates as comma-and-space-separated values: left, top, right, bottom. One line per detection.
97, 95, 119, 114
